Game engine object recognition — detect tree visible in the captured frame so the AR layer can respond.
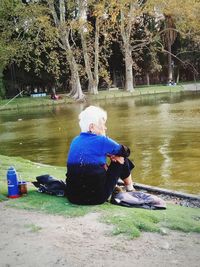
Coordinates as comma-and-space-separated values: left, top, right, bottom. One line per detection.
1, 0, 200, 97
0, 0, 23, 97
77, 0, 98, 94
162, 15, 177, 83
174, 37, 200, 83
0, 0, 86, 100
0, 1, 58, 95
119, 0, 139, 92
109, 0, 153, 91
148, 0, 200, 83
76, 0, 116, 94
47, 0, 85, 100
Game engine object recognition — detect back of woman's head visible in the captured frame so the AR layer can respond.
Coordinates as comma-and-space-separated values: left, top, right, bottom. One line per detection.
79, 106, 107, 132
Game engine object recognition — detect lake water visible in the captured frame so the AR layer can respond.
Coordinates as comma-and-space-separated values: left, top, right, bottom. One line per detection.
0, 92, 200, 194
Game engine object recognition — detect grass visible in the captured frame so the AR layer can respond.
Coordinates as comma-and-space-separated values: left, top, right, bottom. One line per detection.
0, 154, 200, 238
24, 223, 42, 233
0, 83, 188, 111
88, 84, 183, 101
100, 204, 200, 238
0, 95, 72, 111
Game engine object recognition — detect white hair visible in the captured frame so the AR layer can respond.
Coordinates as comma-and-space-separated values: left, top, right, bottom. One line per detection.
79, 106, 107, 132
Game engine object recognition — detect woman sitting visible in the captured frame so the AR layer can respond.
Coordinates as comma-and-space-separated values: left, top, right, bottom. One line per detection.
65, 106, 135, 205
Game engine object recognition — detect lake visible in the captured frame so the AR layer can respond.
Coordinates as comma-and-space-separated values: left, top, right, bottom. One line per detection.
0, 92, 200, 194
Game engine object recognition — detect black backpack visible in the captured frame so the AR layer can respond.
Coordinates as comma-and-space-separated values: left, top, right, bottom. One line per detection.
32, 174, 66, 197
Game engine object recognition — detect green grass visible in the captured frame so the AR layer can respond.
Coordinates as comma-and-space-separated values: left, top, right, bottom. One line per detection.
0, 83, 188, 111
89, 84, 184, 101
24, 223, 42, 233
135, 84, 182, 93
0, 154, 200, 238
5, 190, 99, 217
100, 204, 200, 238
0, 95, 73, 111
0, 154, 65, 181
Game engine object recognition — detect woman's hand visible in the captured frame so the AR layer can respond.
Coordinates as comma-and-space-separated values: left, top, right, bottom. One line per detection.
109, 155, 124, 164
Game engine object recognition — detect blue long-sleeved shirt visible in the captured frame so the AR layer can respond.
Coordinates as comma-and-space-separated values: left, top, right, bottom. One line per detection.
66, 132, 131, 204
67, 132, 122, 166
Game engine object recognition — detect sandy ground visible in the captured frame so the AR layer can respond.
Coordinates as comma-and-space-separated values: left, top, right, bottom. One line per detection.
0, 202, 200, 267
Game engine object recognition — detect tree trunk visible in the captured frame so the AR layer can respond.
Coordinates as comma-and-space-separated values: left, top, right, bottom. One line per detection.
125, 44, 134, 91
49, 0, 84, 101
0, 68, 6, 98
88, 80, 98, 94
80, 30, 98, 94
146, 72, 150, 86
167, 40, 173, 83
165, 16, 177, 84
176, 67, 180, 84
78, 0, 99, 95
69, 69, 85, 100
68, 52, 85, 100
93, 16, 100, 94
120, 5, 135, 92
64, 45, 85, 100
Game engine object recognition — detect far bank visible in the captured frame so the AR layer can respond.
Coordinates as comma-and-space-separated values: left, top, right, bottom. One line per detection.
1, 83, 200, 111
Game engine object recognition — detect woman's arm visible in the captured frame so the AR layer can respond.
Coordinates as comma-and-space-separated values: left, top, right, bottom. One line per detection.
102, 136, 131, 158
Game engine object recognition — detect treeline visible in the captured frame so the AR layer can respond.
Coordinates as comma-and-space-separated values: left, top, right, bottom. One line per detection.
0, 0, 200, 100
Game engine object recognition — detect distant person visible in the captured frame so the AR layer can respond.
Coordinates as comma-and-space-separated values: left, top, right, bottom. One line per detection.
168, 80, 176, 86
51, 87, 59, 100
51, 93, 59, 100
65, 106, 135, 205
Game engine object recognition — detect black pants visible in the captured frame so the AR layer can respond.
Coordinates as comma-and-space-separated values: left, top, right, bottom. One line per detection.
103, 158, 134, 202
66, 158, 135, 205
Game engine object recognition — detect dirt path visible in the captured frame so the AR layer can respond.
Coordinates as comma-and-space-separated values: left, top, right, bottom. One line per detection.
0, 202, 200, 267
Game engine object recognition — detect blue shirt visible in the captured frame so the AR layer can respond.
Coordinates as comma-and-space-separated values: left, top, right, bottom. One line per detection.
67, 132, 121, 166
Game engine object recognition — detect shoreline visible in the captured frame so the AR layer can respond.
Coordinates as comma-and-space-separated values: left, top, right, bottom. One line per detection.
1, 83, 200, 111
0, 153, 200, 248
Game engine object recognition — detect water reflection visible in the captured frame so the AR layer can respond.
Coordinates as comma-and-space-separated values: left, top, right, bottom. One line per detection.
159, 138, 172, 180
0, 93, 200, 194
158, 103, 173, 184
141, 150, 152, 181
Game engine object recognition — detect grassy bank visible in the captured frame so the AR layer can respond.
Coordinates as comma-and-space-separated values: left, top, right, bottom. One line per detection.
0, 85, 184, 111
0, 154, 200, 238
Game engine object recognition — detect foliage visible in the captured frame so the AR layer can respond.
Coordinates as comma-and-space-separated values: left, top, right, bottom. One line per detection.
0, 0, 200, 98
0, 0, 21, 67
0, 0, 70, 92
145, 0, 200, 82
0, 69, 6, 99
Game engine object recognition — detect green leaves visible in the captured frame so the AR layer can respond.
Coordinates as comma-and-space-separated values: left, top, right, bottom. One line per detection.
1, 0, 200, 97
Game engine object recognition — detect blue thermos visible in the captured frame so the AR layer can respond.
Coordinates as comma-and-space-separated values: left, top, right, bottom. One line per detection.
7, 167, 19, 198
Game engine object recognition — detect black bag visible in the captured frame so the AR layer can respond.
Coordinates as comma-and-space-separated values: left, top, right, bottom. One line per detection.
32, 174, 66, 197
